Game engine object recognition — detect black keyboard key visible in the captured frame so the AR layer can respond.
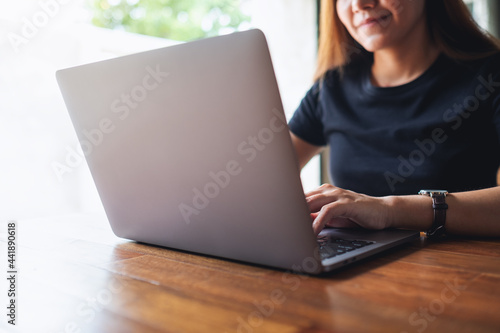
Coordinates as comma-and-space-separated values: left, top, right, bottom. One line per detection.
318, 237, 374, 260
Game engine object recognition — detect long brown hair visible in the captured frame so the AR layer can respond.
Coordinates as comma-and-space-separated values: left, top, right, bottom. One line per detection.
314, 0, 500, 81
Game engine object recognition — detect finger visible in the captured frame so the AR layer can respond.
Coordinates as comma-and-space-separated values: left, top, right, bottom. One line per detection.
305, 188, 324, 198
325, 217, 359, 229
305, 184, 338, 198
306, 193, 341, 213
312, 201, 351, 235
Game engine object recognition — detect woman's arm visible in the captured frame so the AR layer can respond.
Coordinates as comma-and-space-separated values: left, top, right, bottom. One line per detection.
306, 184, 500, 237
290, 132, 324, 169
389, 186, 500, 236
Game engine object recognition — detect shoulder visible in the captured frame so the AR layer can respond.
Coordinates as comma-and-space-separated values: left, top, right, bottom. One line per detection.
454, 53, 500, 102
477, 52, 500, 79
449, 52, 500, 76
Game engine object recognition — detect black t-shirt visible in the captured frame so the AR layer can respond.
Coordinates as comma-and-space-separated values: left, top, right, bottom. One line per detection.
289, 53, 500, 196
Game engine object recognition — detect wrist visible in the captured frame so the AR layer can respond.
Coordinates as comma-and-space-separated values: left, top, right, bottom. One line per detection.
382, 195, 434, 231
381, 196, 397, 229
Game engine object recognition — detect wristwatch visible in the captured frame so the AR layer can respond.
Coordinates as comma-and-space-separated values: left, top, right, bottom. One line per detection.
418, 190, 449, 239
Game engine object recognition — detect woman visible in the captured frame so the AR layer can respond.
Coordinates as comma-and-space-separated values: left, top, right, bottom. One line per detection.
289, 0, 500, 237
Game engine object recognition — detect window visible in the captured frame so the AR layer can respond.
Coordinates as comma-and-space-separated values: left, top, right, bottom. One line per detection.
463, 0, 499, 36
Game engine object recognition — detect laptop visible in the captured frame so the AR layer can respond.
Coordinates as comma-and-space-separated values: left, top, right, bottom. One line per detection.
56, 29, 419, 274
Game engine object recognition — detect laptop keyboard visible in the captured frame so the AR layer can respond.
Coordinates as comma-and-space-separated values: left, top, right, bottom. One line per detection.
317, 235, 375, 260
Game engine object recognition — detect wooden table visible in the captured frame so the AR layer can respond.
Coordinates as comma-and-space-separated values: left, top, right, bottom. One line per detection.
1, 214, 499, 333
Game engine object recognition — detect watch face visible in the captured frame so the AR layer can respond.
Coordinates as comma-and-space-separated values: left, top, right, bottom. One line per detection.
419, 190, 448, 196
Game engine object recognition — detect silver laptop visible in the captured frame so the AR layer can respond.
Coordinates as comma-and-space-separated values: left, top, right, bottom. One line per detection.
56, 29, 419, 274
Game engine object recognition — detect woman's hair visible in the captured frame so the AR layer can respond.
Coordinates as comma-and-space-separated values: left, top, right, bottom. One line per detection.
314, 0, 500, 81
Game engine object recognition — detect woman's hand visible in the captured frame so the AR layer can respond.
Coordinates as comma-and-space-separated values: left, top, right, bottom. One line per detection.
306, 184, 394, 235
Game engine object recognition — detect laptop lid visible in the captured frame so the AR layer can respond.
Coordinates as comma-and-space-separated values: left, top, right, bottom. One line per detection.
56, 29, 324, 273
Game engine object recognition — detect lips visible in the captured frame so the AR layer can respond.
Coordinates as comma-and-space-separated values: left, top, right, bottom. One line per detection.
358, 14, 392, 28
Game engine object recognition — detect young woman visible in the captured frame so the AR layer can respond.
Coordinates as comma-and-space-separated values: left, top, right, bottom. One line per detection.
289, 0, 500, 237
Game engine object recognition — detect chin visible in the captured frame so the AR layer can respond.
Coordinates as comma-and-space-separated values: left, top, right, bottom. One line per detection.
357, 37, 389, 53
359, 42, 382, 53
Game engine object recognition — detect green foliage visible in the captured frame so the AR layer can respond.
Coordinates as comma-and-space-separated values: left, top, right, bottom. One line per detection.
89, 0, 251, 41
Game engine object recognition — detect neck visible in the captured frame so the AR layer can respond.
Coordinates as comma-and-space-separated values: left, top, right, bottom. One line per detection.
371, 21, 440, 88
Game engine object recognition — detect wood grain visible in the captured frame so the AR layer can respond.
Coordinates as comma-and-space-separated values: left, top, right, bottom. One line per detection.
2, 214, 500, 333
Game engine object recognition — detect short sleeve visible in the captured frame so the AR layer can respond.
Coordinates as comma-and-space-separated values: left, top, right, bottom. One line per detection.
288, 82, 327, 146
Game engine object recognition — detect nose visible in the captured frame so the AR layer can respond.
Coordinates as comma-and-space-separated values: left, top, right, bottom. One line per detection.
352, 0, 376, 12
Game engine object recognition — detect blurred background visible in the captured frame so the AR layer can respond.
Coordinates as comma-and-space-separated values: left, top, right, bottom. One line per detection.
0, 0, 319, 220
1, 0, 498, 220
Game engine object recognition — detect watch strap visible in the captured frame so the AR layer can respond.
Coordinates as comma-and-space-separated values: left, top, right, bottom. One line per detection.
427, 193, 448, 239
